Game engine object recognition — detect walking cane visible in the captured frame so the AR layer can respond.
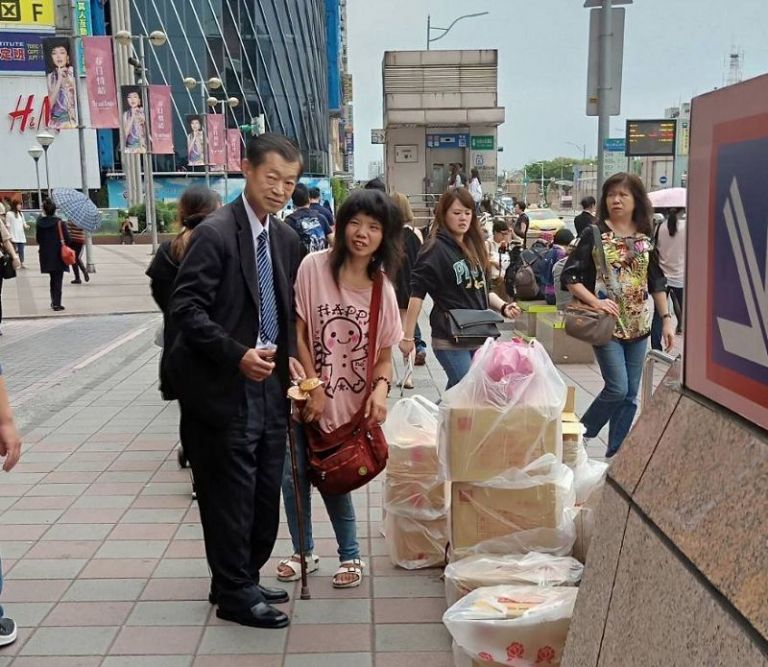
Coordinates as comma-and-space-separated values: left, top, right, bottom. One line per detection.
286, 391, 311, 600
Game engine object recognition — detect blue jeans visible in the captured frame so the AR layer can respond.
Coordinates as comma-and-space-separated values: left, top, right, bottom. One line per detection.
414, 323, 427, 354
14, 243, 24, 264
434, 348, 478, 390
281, 424, 359, 562
582, 337, 648, 456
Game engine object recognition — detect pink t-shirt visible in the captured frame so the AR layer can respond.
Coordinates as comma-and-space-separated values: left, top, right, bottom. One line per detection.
295, 250, 403, 433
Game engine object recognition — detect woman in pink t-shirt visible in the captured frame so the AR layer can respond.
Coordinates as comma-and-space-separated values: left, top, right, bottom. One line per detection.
278, 190, 403, 589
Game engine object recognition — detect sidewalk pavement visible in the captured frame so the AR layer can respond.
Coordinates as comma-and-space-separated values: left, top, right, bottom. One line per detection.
4, 246, 158, 319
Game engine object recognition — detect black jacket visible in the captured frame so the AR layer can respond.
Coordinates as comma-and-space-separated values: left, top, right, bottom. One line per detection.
394, 227, 423, 309
574, 210, 595, 236
410, 230, 489, 344
36, 216, 71, 274
146, 240, 179, 399
167, 197, 302, 424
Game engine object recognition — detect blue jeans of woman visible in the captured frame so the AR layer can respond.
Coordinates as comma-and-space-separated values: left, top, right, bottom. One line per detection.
281, 423, 359, 562
582, 337, 648, 457
14, 243, 24, 265
434, 348, 478, 390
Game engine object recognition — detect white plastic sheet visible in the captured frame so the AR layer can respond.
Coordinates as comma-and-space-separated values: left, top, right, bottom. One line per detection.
383, 396, 440, 478
444, 552, 583, 607
443, 585, 578, 666
572, 457, 609, 506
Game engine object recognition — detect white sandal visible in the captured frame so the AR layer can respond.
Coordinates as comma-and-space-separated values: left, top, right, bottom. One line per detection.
276, 553, 320, 582
332, 558, 365, 589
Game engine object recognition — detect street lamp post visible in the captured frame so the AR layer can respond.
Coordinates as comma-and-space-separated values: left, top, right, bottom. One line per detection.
427, 12, 489, 49
207, 96, 239, 201
36, 131, 55, 197
27, 146, 43, 208
183, 76, 223, 188
115, 29, 167, 254
566, 141, 587, 160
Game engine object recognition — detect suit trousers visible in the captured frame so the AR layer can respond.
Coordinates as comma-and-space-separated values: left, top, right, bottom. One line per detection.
181, 373, 288, 610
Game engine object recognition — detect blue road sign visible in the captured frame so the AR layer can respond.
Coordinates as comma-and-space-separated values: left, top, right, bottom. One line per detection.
659, 175, 668, 185
603, 138, 626, 152
426, 133, 469, 149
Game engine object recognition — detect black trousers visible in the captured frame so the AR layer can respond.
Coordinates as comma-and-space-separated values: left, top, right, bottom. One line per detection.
181, 374, 288, 611
71, 243, 87, 281
49, 271, 63, 308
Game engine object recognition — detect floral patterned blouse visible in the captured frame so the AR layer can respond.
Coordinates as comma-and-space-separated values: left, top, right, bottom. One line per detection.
561, 221, 666, 340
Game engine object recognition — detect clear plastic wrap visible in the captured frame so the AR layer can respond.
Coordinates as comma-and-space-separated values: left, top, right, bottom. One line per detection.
384, 512, 448, 570
562, 422, 587, 469
570, 470, 606, 563
384, 477, 448, 521
444, 552, 584, 607
450, 455, 575, 555
438, 340, 567, 482
572, 457, 608, 506
383, 396, 440, 478
443, 585, 578, 667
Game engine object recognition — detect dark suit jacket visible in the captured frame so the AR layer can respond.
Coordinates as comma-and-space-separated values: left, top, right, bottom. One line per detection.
167, 197, 302, 424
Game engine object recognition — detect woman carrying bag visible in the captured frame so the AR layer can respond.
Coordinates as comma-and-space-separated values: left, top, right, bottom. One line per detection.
561, 172, 674, 458
399, 188, 520, 390
278, 190, 403, 589
35, 198, 72, 312
5, 201, 29, 268
0, 222, 21, 334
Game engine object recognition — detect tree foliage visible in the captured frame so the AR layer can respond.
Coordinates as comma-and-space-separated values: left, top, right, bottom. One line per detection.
522, 157, 594, 182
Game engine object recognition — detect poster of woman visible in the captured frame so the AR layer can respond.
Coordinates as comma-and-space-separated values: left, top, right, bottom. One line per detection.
186, 115, 205, 166
121, 85, 147, 154
43, 37, 78, 130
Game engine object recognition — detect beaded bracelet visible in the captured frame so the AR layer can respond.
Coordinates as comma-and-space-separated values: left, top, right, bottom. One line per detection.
372, 376, 392, 396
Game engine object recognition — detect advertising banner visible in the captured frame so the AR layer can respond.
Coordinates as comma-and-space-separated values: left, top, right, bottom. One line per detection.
148, 84, 173, 154
0, 0, 55, 32
42, 36, 77, 129
83, 36, 118, 128
186, 114, 204, 166
0, 32, 45, 74
74, 0, 92, 75
227, 128, 241, 172
120, 84, 146, 154
207, 113, 225, 166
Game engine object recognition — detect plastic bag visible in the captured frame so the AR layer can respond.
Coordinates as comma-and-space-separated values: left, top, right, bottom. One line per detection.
444, 552, 583, 607
450, 455, 576, 556
384, 512, 448, 570
443, 585, 578, 667
438, 339, 566, 481
572, 457, 608, 506
383, 396, 440, 478
569, 472, 606, 563
384, 476, 448, 521
453, 641, 505, 667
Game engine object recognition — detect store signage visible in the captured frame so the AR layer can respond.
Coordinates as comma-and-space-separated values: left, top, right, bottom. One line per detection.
7, 93, 51, 133
149, 84, 173, 154
471, 135, 494, 150
74, 0, 92, 75
83, 36, 118, 128
0, 31, 44, 73
427, 133, 469, 149
0, 0, 54, 31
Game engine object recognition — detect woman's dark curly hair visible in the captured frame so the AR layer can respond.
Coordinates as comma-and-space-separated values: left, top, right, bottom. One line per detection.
329, 189, 403, 284
598, 172, 654, 236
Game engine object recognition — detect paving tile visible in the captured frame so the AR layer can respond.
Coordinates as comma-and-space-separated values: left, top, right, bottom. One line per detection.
1, 510, 64, 525
374, 653, 454, 667
140, 578, 209, 601
165, 540, 206, 558
109, 626, 203, 655
42, 601, 133, 627
0, 540, 34, 558
298, 575, 372, 600
109, 523, 178, 540
8, 559, 87, 580
0, 579, 70, 602
374, 623, 452, 652
1, 602, 54, 627
371, 556, 441, 577
287, 624, 372, 653
42, 523, 113, 541
102, 658, 193, 667
84, 483, 145, 496
62, 579, 146, 602
11, 658, 103, 667
11, 496, 76, 510
152, 558, 210, 578
131, 495, 192, 509
126, 600, 211, 626
373, 575, 445, 598
80, 558, 158, 579
20, 626, 118, 655
143, 482, 192, 495
284, 654, 373, 667
45, 470, 103, 481
0, 525, 48, 540
291, 598, 371, 624
25, 483, 88, 497
70, 495, 136, 509
174, 523, 204, 540
120, 508, 186, 524
95, 540, 169, 558
197, 626, 288, 655
98, 472, 155, 484
374, 597, 447, 624
193, 658, 282, 667
24, 541, 101, 560
58, 508, 126, 523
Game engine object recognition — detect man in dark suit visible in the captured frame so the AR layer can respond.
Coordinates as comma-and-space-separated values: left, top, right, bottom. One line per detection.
168, 133, 305, 629
574, 195, 597, 236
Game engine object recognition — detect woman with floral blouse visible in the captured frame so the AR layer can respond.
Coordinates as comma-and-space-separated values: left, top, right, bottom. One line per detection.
561, 172, 674, 458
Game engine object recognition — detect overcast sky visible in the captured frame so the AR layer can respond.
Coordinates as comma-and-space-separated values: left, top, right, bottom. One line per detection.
347, 0, 768, 178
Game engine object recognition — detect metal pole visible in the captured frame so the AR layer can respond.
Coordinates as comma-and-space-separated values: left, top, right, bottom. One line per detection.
33, 158, 42, 208
426, 15, 430, 50
72, 47, 96, 272
223, 110, 229, 202
42, 147, 51, 196
202, 86, 210, 187
596, 0, 612, 194
138, 38, 158, 254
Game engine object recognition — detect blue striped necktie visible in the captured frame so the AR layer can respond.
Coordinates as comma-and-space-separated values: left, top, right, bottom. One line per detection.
257, 228, 280, 345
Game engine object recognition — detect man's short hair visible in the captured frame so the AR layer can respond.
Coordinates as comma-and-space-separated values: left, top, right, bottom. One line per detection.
581, 196, 596, 210
364, 178, 386, 193
291, 183, 309, 207
245, 132, 303, 172
308, 186, 321, 200
516, 201, 527, 211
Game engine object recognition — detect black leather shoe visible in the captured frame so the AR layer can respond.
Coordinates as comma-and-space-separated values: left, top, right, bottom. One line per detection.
216, 601, 290, 628
257, 584, 289, 604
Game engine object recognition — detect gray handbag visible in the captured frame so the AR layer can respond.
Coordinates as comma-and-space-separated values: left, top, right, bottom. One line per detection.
564, 224, 618, 346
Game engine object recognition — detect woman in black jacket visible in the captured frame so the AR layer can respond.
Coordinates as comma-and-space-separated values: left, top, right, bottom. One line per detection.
36, 198, 71, 311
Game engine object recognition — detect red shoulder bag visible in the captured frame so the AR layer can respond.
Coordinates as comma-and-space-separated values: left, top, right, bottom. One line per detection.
57, 221, 76, 266
304, 272, 389, 496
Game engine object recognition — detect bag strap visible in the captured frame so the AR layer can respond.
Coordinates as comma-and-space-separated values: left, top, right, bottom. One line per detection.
591, 224, 621, 299
365, 272, 383, 388
56, 220, 65, 245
